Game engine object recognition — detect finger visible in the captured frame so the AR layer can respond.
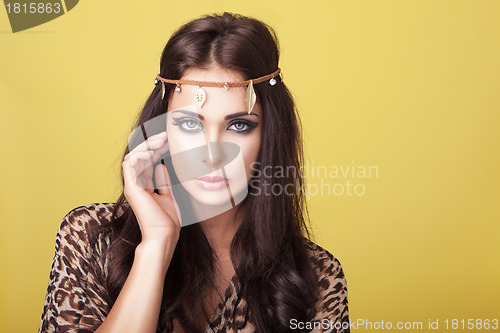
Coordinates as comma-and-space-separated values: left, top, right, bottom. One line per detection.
159, 163, 183, 227
130, 150, 154, 168
129, 142, 170, 177
128, 139, 169, 166
128, 131, 167, 153
129, 143, 169, 166
155, 162, 172, 196
124, 153, 155, 193
123, 133, 170, 193
153, 163, 182, 227
122, 158, 138, 192
137, 162, 155, 193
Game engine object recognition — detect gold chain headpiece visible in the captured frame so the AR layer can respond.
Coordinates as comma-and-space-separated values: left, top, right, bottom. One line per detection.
153, 68, 282, 113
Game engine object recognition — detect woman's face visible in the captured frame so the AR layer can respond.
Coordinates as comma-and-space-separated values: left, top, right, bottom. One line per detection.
166, 66, 262, 210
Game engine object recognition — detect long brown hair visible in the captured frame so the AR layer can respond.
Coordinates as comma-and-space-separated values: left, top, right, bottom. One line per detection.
89, 12, 318, 332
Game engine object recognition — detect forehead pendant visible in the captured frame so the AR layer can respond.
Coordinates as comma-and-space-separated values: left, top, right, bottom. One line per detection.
194, 86, 207, 108
245, 80, 256, 114
154, 68, 281, 113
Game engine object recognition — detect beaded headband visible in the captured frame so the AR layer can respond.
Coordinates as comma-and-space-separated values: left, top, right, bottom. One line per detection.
154, 68, 282, 114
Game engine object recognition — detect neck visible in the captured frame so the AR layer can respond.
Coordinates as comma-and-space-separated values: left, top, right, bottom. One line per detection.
199, 203, 244, 257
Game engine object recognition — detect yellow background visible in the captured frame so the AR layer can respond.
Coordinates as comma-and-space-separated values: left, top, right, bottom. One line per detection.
1, 1, 499, 332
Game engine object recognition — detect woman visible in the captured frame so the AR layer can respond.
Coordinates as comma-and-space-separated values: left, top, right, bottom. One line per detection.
38, 12, 349, 333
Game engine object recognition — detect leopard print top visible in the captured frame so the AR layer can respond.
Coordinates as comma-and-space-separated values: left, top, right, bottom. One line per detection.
38, 203, 349, 332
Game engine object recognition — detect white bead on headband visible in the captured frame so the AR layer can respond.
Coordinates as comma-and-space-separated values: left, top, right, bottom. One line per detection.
153, 68, 282, 114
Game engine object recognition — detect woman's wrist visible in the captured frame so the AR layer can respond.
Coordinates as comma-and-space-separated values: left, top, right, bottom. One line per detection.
135, 238, 177, 273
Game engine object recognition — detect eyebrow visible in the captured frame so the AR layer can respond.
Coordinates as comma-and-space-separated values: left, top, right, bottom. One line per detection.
225, 111, 260, 120
171, 110, 260, 120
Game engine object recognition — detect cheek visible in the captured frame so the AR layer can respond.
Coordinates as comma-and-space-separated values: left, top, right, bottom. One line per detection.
243, 140, 261, 164
166, 125, 205, 155
237, 132, 262, 173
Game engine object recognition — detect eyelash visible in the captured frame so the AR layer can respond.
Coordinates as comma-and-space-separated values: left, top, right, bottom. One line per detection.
171, 117, 258, 134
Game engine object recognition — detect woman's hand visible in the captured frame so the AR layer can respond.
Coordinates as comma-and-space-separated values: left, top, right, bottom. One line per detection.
122, 131, 181, 247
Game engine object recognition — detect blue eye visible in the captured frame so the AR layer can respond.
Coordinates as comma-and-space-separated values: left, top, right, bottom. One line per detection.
227, 119, 258, 133
171, 117, 258, 134
228, 122, 247, 131
171, 117, 203, 132
183, 120, 199, 130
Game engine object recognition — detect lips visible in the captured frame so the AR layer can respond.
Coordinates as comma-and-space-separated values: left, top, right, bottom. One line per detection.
197, 175, 227, 182
195, 175, 229, 191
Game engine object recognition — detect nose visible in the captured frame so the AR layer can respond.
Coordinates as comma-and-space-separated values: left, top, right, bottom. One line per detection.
206, 142, 227, 171
203, 125, 220, 144
202, 127, 227, 171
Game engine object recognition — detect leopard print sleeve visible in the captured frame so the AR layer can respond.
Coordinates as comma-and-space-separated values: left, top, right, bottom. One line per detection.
306, 239, 350, 333
38, 203, 115, 333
